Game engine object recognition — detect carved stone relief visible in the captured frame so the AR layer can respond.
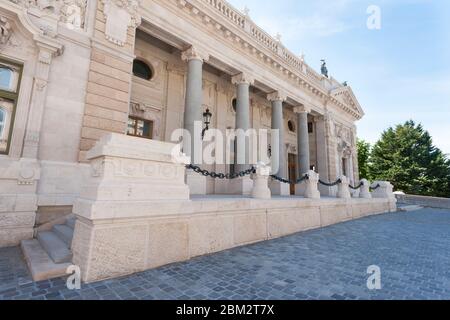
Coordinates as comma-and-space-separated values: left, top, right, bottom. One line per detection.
8, 0, 88, 31
101, 0, 141, 46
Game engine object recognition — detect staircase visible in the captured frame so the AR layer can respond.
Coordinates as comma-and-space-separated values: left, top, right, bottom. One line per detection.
21, 217, 76, 282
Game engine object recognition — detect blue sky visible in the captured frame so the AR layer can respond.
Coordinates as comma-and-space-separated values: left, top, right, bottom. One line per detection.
228, 0, 450, 155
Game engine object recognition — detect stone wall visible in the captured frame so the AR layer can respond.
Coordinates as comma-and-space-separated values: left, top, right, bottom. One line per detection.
73, 195, 396, 283
396, 194, 450, 210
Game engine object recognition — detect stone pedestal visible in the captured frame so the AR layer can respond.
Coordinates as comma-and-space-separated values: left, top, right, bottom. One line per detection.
303, 170, 320, 199
270, 180, 290, 196
251, 163, 271, 200
359, 179, 372, 199
71, 134, 191, 282
337, 176, 351, 199
186, 171, 207, 195
372, 181, 395, 200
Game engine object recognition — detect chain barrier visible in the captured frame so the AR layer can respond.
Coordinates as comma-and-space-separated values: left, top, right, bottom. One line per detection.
187, 164, 384, 192
186, 164, 255, 180
318, 179, 342, 187
349, 182, 364, 190
270, 174, 309, 185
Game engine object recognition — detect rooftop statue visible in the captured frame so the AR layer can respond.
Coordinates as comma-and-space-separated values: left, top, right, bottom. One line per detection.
320, 59, 328, 78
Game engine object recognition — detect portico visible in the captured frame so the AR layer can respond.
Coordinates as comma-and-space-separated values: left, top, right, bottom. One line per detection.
0, 0, 396, 283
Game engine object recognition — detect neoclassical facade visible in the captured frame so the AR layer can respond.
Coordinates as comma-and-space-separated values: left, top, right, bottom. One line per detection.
0, 0, 394, 283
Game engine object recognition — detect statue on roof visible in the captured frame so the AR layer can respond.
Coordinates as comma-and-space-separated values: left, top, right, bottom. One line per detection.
320, 59, 328, 78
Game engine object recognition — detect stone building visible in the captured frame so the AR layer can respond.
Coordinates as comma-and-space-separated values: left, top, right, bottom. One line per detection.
0, 1, 395, 282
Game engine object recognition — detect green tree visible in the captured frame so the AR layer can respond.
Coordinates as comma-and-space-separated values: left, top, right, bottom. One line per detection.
357, 139, 371, 180
369, 120, 450, 197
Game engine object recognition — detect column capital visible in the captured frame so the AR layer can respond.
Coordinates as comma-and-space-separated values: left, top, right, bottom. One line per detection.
293, 104, 312, 114
231, 72, 255, 86
181, 46, 209, 62
267, 91, 287, 102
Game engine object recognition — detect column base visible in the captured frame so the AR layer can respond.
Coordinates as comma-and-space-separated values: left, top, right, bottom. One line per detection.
186, 171, 207, 195
270, 180, 290, 196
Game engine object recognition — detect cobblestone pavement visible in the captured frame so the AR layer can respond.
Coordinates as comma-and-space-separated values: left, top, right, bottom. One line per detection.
1, 208, 450, 300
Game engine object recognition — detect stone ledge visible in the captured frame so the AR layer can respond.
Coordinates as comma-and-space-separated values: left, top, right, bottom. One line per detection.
72, 197, 397, 283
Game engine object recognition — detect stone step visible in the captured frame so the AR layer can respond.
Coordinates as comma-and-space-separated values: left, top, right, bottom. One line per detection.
66, 217, 76, 230
21, 239, 71, 282
37, 231, 73, 264
398, 205, 424, 212
52, 224, 74, 247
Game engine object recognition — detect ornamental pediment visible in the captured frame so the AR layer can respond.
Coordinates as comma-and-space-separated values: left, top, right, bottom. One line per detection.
331, 86, 364, 119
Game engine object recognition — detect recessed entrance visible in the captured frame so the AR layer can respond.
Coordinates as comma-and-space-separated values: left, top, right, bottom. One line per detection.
288, 153, 297, 195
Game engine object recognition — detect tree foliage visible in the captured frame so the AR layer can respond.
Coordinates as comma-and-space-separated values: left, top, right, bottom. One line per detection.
369, 120, 450, 197
357, 139, 371, 180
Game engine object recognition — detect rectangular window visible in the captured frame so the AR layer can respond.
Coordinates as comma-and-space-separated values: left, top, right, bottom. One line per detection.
0, 59, 22, 155
308, 122, 314, 134
127, 116, 153, 139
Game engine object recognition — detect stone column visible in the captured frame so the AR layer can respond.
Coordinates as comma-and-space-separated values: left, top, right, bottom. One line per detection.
181, 47, 209, 195
294, 105, 311, 175
294, 105, 311, 196
181, 47, 209, 164
267, 91, 289, 196
231, 73, 254, 173
229, 73, 255, 195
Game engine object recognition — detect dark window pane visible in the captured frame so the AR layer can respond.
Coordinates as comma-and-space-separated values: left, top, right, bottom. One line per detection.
133, 60, 153, 80
308, 122, 313, 133
288, 120, 295, 132
232, 98, 237, 112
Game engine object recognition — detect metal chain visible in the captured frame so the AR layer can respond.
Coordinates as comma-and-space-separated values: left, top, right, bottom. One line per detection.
186, 164, 255, 180
319, 179, 342, 187
187, 165, 384, 191
349, 182, 364, 190
270, 174, 309, 185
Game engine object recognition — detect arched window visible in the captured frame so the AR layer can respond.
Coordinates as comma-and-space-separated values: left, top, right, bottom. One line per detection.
0, 108, 5, 139
132, 59, 153, 80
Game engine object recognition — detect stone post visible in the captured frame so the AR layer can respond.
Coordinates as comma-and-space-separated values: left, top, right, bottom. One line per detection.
372, 181, 395, 200
294, 105, 311, 196
251, 163, 271, 200
232, 73, 254, 172
359, 179, 372, 199
337, 176, 351, 199
304, 170, 321, 199
267, 91, 289, 196
181, 47, 209, 195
